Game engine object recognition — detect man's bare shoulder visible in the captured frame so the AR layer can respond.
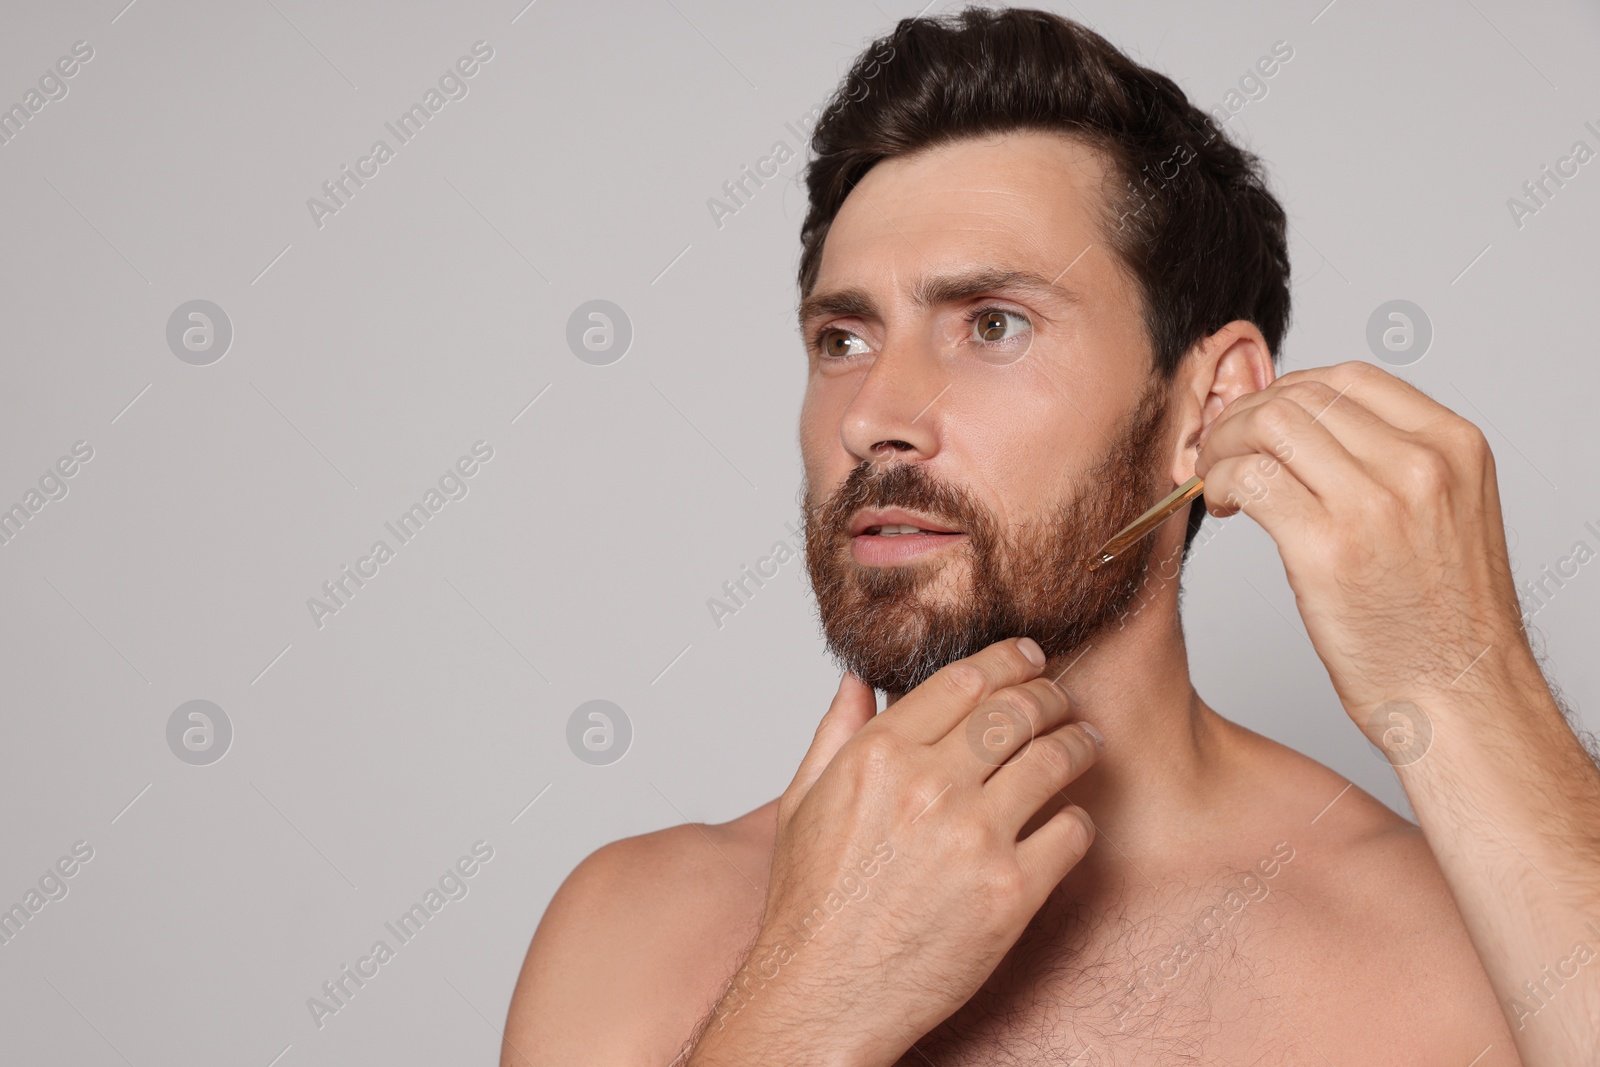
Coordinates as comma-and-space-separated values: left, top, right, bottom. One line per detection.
1223, 721, 1479, 948
500, 799, 779, 1067
569, 799, 778, 904
1220, 725, 1521, 1064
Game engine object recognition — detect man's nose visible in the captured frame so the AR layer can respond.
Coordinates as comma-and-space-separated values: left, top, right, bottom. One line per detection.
838, 340, 946, 464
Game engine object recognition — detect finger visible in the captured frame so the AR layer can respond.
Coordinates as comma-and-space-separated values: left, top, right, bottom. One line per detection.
1196, 393, 1367, 503
1260, 372, 1493, 493
878, 637, 1047, 745
1206, 379, 1378, 442
1203, 379, 1404, 471
984, 721, 1102, 836
784, 671, 877, 811
1200, 451, 1322, 536
1270, 361, 1451, 435
1015, 799, 1097, 897
937, 676, 1073, 779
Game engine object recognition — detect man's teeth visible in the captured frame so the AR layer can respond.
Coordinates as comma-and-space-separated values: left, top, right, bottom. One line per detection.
873, 524, 933, 536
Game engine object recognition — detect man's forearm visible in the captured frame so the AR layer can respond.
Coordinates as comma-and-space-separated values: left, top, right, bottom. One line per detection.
680, 1007, 873, 1067
1395, 641, 1600, 1066
678, 967, 894, 1067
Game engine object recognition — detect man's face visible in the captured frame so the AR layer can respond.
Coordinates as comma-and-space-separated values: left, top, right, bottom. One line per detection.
797, 130, 1178, 696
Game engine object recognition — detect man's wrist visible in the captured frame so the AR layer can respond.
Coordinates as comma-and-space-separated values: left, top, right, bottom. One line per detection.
1350, 629, 1556, 753
1381, 635, 1600, 837
688, 1001, 892, 1067
687, 950, 902, 1067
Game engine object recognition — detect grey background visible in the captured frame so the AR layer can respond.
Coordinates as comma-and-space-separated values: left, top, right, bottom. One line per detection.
2, 0, 1597, 1063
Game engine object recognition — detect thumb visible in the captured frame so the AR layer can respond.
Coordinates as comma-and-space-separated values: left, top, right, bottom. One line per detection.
786, 671, 877, 803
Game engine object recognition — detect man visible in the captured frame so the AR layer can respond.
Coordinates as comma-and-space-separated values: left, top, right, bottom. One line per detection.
504, 9, 1600, 1065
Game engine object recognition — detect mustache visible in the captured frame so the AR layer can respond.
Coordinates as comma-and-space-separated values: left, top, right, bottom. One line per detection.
815, 461, 991, 537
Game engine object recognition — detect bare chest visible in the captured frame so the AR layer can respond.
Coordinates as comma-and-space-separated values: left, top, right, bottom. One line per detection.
888, 886, 1314, 1067
667, 841, 1475, 1067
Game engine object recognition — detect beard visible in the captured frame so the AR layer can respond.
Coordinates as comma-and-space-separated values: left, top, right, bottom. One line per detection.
800, 378, 1176, 695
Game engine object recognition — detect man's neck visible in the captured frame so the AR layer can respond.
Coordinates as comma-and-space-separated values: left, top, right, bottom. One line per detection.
1041, 608, 1226, 847
888, 598, 1237, 875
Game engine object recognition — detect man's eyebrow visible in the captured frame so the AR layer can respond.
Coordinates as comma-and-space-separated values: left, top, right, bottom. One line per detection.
798, 267, 1082, 328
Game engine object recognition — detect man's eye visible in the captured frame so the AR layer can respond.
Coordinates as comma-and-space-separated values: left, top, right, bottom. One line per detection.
816, 329, 870, 359
970, 308, 1031, 344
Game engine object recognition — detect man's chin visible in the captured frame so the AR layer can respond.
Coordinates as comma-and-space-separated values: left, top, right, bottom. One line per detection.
818, 591, 1004, 695
847, 544, 975, 598
816, 549, 1151, 695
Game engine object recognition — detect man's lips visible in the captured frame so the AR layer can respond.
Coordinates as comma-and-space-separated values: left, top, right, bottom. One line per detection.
848, 508, 962, 537
847, 508, 965, 566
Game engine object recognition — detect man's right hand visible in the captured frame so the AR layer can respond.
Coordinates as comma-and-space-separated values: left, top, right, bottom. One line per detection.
691, 637, 1103, 1067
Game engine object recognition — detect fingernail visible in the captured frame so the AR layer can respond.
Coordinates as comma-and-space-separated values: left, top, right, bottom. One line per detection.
1018, 637, 1045, 666
1078, 721, 1105, 749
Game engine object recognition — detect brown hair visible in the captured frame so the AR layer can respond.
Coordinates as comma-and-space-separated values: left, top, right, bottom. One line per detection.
797, 6, 1291, 554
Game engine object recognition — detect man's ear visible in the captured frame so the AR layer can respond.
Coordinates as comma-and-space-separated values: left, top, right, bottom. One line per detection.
1168, 320, 1276, 485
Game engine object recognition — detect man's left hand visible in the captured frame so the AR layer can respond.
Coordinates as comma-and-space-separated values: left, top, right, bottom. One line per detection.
1193, 359, 1530, 723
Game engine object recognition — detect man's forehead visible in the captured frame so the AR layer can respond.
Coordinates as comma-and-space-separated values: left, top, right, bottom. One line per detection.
807, 131, 1114, 307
